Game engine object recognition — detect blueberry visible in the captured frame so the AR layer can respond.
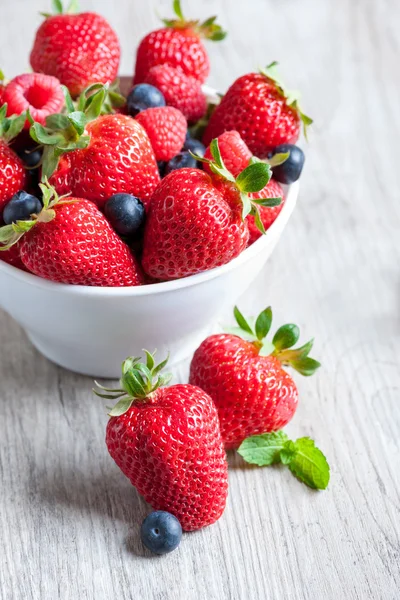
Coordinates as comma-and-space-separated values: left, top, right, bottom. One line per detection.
141, 511, 182, 555
127, 84, 166, 117
104, 193, 145, 236
3, 191, 42, 224
183, 133, 206, 158
268, 144, 305, 184
165, 152, 198, 174
17, 148, 42, 169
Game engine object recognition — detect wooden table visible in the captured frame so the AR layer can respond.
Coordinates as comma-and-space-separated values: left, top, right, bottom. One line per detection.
1, 1, 400, 598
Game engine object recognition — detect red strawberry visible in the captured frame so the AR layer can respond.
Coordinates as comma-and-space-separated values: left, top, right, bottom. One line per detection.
95, 352, 228, 531
203, 131, 285, 240
144, 65, 207, 123
0, 183, 143, 287
4, 73, 64, 129
0, 108, 28, 219
135, 106, 187, 162
142, 140, 282, 280
30, 87, 160, 210
190, 306, 321, 449
133, 0, 226, 85
203, 63, 312, 158
30, 3, 120, 98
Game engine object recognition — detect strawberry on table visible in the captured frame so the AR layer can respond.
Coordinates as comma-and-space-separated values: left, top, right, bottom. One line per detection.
135, 106, 187, 162
30, 0, 120, 98
94, 351, 228, 532
133, 0, 226, 85
0, 106, 28, 220
141, 140, 281, 280
30, 85, 160, 210
203, 62, 312, 158
0, 181, 143, 287
4, 73, 64, 129
189, 305, 321, 449
144, 65, 207, 123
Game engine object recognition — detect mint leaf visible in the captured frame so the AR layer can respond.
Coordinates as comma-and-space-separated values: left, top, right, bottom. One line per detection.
255, 306, 272, 340
287, 437, 330, 489
280, 440, 296, 464
238, 431, 289, 466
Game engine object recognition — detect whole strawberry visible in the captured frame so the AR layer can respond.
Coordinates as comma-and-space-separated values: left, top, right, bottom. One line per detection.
141, 139, 281, 280
95, 352, 228, 531
133, 0, 226, 85
4, 73, 64, 129
30, 86, 160, 210
135, 106, 187, 162
0, 182, 143, 287
203, 131, 285, 241
189, 305, 320, 449
203, 63, 312, 158
0, 107, 28, 219
30, 0, 120, 98
144, 65, 207, 123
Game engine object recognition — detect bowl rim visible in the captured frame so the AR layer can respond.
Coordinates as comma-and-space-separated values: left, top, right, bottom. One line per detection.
0, 181, 299, 297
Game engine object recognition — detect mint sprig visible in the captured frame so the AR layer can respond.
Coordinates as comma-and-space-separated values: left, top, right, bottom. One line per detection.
238, 432, 330, 490
227, 305, 321, 375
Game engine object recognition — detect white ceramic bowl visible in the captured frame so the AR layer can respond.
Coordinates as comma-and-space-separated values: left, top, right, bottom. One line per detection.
0, 182, 298, 377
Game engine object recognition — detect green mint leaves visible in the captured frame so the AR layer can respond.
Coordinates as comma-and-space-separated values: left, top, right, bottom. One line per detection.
238, 432, 330, 490
228, 305, 321, 375
260, 61, 313, 138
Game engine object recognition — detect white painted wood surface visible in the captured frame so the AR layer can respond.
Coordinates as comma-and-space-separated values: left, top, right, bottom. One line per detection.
1, 0, 400, 598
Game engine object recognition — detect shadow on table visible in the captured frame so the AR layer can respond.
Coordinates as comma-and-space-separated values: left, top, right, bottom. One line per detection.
34, 462, 156, 558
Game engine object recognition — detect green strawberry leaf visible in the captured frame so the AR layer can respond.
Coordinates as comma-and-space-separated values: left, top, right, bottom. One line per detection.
255, 306, 272, 340
240, 192, 252, 220
30, 122, 64, 145
45, 113, 71, 130
52, 0, 63, 14
235, 162, 272, 193
251, 197, 282, 207
253, 206, 266, 234
66, 0, 79, 14
233, 306, 254, 336
62, 85, 75, 113
173, 0, 184, 20
144, 350, 155, 371
268, 152, 290, 167
272, 324, 300, 351
286, 437, 330, 490
238, 431, 289, 466
289, 356, 321, 376
108, 397, 134, 417
68, 111, 86, 135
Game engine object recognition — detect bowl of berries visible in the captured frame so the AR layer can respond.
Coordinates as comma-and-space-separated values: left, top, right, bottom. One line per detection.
0, 0, 308, 378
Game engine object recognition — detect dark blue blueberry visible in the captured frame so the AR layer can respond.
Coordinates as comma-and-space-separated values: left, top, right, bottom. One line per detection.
141, 511, 182, 555
183, 133, 206, 158
104, 193, 145, 236
3, 191, 42, 225
127, 84, 166, 117
17, 148, 42, 169
165, 152, 198, 174
268, 144, 305, 184
157, 161, 166, 177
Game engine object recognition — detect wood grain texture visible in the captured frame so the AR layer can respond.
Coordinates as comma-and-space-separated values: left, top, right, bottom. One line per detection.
1, 0, 400, 598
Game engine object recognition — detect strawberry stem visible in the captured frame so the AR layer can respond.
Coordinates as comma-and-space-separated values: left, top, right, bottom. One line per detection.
161, 0, 227, 41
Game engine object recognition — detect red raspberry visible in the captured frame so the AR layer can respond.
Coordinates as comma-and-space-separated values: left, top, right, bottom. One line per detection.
135, 106, 187, 162
4, 73, 64, 129
144, 65, 207, 123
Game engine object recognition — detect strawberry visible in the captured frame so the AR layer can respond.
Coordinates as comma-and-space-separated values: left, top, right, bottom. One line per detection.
94, 352, 228, 532
30, 86, 160, 210
203, 63, 312, 158
189, 305, 321, 449
0, 182, 143, 287
247, 179, 284, 244
0, 107, 28, 219
0, 240, 28, 272
144, 65, 207, 123
142, 140, 282, 280
4, 73, 64, 129
135, 106, 187, 162
30, 0, 120, 98
133, 0, 226, 85
203, 130, 252, 178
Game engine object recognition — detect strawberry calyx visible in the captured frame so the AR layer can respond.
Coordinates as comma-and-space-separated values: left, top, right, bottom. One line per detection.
226, 305, 321, 376
29, 84, 107, 179
76, 80, 126, 115
194, 139, 282, 234
0, 179, 73, 251
94, 351, 173, 417
41, 0, 79, 18
161, 0, 227, 41
0, 104, 26, 144
260, 62, 313, 139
